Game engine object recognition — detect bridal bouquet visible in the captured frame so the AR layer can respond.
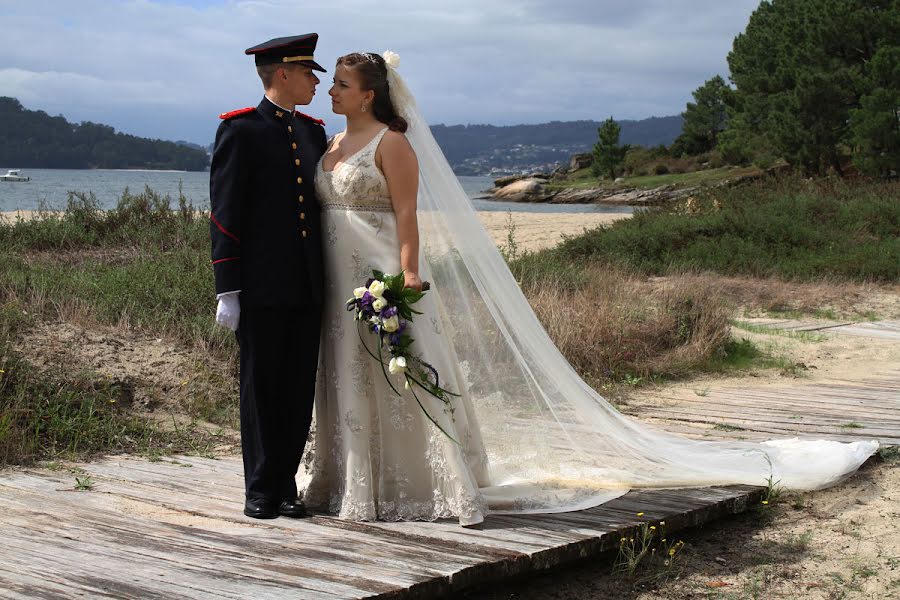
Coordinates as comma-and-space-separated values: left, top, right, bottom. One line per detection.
346, 270, 460, 443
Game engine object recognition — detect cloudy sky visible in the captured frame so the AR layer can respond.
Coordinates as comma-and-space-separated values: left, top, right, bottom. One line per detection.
1, 0, 761, 145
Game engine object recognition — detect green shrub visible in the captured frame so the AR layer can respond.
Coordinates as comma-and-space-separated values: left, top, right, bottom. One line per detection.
544, 177, 900, 282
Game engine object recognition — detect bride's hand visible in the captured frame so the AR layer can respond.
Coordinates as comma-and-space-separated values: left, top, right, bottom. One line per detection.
404, 271, 424, 291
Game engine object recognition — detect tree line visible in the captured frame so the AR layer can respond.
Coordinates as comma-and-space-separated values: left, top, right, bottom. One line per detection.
0, 97, 209, 171
594, 0, 898, 179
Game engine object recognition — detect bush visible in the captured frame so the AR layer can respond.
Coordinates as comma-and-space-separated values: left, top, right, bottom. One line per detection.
654, 163, 670, 175
548, 177, 900, 282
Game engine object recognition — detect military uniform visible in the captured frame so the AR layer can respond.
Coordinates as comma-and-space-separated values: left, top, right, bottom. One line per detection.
209, 34, 327, 511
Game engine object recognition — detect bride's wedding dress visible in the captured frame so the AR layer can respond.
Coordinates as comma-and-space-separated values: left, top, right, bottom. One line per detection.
305, 128, 491, 526
303, 52, 878, 527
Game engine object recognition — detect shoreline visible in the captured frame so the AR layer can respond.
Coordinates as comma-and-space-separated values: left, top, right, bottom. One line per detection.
2, 209, 630, 253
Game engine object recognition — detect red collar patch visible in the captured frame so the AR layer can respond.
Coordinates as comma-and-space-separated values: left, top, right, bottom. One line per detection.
219, 107, 255, 120
293, 111, 325, 126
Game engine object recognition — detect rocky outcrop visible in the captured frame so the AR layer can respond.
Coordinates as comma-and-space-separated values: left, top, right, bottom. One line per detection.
489, 179, 698, 205
493, 174, 529, 187
569, 152, 593, 172
492, 172, 551, 187
491, 178, 553, 202
551, 185, 696, 205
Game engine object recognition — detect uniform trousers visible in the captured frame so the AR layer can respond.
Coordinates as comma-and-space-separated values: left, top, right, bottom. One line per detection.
237, 304, 321, 502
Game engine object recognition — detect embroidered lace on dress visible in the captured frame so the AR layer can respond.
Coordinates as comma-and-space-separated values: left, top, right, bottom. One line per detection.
316, 128, 393, 212
306, 127, 489, 526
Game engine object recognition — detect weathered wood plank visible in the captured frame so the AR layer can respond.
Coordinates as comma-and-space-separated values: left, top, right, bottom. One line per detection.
1, 364, 895, 598
0, 455, 765, 599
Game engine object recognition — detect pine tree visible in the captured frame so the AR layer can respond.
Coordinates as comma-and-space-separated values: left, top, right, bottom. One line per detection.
849, 45, 900, 177
592, 117, 625, 180
672, 75, 733, 156
726, 0, 898, 176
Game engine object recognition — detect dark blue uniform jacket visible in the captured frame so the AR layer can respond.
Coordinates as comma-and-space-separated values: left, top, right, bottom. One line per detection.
209, 97, 326, 307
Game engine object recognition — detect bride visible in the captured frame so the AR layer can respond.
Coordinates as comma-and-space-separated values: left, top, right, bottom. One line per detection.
303, 51, 878, 527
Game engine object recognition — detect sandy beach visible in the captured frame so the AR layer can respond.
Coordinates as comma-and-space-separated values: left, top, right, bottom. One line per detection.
2, 209, 631, 253
476, 211, 630, 252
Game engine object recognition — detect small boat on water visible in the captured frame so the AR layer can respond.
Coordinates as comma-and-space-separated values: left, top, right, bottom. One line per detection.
1, 169, 31, 182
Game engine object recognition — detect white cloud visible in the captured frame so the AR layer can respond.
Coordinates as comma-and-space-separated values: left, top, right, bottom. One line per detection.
0, 0, 761, 143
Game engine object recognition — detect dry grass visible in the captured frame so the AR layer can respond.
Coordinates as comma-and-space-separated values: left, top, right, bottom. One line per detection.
644, 273, 900, 321
523, 265, 734, 387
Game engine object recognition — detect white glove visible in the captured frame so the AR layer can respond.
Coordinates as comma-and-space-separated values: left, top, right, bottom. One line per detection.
215, 292, 240, 331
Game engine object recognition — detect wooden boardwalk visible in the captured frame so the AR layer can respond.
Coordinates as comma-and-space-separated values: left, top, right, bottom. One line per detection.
627, 372, 900, 444
0, 455, 761, 599
627, 320, 900, 443
738, 318, 900, 340
0, 319, 895, 598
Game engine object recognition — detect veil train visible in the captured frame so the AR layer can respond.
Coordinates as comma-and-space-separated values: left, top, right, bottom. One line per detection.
380, 51, 878, 514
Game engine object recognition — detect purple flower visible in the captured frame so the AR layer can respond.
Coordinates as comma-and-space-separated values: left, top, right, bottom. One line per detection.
382, 305, 398, 319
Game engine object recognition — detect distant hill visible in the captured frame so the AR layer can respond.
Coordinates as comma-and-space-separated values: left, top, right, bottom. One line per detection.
0, 97, 209, 171
431, 116, 684, 175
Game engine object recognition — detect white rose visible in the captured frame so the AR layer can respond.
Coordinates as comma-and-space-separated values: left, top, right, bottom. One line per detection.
368, 280, 386, 298
382, 315, 400, 332
353, 286, 367, 299
372, 297, 388, 312
389, 356, 407, 375
382, 50, 401, 69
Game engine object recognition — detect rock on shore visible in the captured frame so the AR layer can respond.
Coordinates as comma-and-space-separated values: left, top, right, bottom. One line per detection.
488, 177, 695, 205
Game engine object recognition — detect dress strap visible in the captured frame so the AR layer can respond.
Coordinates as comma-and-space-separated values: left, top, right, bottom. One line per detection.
364, 127, 390, 157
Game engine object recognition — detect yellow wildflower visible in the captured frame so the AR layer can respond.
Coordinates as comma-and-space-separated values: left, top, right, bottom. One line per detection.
762, 500, 769, 505
650, 526, 656, 531
636, 512, 644, 517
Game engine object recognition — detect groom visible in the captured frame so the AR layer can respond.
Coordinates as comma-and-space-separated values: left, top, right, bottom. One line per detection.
209, 34, 327, 519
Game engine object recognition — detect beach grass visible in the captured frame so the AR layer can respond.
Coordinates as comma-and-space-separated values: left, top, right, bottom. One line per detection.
0, 187, 233, 465
543, 176, 900, 282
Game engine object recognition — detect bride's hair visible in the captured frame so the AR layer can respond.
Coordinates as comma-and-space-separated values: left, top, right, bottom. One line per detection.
337, 53, 408, 133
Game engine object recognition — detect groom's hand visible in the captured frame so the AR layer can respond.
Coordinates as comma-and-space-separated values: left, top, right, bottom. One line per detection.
215, 292, 241, 331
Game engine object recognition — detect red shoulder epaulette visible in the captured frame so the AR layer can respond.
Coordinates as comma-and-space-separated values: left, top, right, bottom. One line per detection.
294, 111, 325, 126
219, 107, 255, 120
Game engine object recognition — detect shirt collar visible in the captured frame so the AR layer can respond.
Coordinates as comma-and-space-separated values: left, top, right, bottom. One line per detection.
264, 95, 293, 115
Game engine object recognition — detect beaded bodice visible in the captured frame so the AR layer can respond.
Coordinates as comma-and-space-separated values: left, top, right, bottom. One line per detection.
315, 128, 392, 212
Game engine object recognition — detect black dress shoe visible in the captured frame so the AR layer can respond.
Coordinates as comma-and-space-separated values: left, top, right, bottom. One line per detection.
244, 498, 278, 519
278, 498, 307, 518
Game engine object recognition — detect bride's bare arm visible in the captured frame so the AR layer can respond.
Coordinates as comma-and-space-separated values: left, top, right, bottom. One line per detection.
379, 131, 422, 290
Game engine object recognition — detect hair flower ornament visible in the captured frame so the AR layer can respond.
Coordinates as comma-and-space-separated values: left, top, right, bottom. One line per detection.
382, 50, 401, 69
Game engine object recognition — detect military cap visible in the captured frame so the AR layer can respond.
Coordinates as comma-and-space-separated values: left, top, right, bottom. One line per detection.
245, 33, 326, 72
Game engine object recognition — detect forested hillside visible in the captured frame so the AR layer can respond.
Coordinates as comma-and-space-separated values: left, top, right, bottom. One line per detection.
431, 116, 683, 174
0, 97, 209, 171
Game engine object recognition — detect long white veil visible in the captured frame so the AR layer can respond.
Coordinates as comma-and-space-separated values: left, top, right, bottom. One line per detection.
382, 51, 878, 514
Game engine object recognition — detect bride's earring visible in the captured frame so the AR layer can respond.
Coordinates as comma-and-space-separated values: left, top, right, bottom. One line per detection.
361, 103, 368, 113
